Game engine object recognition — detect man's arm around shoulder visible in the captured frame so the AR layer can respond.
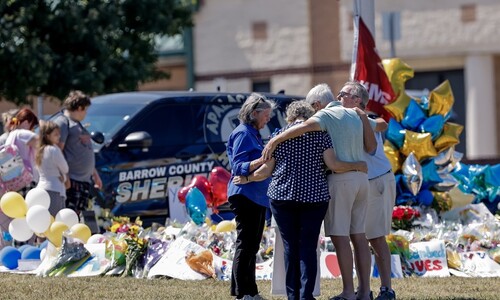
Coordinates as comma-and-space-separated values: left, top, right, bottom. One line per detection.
262, 119, 322, 160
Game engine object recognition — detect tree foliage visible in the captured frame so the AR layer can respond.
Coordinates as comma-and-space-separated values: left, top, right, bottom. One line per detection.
0, 0, 193, 105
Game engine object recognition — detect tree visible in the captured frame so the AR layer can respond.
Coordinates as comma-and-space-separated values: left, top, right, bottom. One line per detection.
0, 0, 193, 105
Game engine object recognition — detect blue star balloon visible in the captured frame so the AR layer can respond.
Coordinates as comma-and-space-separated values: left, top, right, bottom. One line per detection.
485, 164, 500, 187
419, 114, 445, 140
421, 159, 443, 189
401, 99, 426, 130
386, 119, 405, 149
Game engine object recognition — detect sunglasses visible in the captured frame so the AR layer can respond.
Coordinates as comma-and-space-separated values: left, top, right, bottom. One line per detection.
252, 97, 266, 111
337, 91, 359, 100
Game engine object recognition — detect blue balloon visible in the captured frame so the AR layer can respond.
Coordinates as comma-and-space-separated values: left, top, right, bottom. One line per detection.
21, 247, 41, 260
401, 99, 426, 130
17, 244, 32, 255
417, 189, 434, 206
418, 95, 429, 111
386, 119, 405, 149
485, 164, 500, 187
0, 246, 21, 269
396, 192, 415, 206
39, 240, 49, 249
185, 187, 208, 226
419, 115, 444, 140
422, 159, 443, 188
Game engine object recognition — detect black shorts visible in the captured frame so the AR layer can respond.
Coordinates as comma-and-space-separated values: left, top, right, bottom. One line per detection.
66, 179, 91, 213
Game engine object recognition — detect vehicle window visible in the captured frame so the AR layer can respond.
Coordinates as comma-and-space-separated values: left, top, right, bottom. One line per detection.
83, 102, 146, 150
130, 104, 197, 148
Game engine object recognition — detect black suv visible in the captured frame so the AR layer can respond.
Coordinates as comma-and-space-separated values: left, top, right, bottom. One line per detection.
81, 91, 300, 225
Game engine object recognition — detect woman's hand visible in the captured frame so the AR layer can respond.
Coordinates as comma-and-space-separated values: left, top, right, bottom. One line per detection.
232, 176, 249, 185
353, 107, 367, 117
357, 161, 368, 174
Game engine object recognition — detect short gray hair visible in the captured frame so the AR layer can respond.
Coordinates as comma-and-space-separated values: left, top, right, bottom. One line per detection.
305, 83, 335, 107
238, 93, 276, 125
285, 100, 315, 123
344, 81, 369, 109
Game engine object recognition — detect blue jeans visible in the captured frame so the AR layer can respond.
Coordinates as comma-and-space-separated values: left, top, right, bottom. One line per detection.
271, 200, 328, 300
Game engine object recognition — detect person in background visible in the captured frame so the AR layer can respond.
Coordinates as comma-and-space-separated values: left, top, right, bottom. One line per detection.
0, 108, 20, 146
263, 82, 384, 300
53, 90, 102, 214
226, 93, 275, 300
35, 121, 69, 217
5, 108, 40, 190
234, 100, 367, 300
341, 92, 396, 300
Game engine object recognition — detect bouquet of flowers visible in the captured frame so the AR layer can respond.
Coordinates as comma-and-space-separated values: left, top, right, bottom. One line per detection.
122, 235, 147, 277
392, 205, 421, 231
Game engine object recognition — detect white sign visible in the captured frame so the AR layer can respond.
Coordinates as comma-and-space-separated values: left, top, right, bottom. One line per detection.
404, 240, 449, 277
148, 237, 207, 280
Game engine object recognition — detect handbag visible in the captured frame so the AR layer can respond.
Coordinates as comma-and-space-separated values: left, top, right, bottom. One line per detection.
0, 144, 34, 195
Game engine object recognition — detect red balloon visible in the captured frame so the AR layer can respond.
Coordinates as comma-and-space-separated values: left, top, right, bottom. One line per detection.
190, 175, 213, 206
177, 186, 191, 204
209, 167, 231, 207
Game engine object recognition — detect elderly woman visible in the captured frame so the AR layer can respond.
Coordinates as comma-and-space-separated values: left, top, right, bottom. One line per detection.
234, 100, 367, 300
226, 93, 275, 300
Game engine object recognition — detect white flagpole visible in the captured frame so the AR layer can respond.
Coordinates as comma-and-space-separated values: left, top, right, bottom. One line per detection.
350, 15, 360, 81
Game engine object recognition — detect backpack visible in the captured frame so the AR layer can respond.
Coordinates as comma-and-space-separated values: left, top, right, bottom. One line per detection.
0, 143, 33, 196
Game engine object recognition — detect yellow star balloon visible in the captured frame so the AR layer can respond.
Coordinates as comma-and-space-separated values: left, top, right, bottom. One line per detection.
429, 80, 454, 117
383, 139, 401, 173
431, 191, 452, 212
434, 122, 464, 152
382, 58, 415, 121
400, 130, 437, 161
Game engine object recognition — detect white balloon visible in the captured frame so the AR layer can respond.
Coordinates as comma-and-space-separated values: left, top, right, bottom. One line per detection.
87, 234, 106, 244
8, 218, 34, 242
55, 208, 79, 228
40, 248, 47, 261
26, 205, 52, 233
25, 188, 51, 209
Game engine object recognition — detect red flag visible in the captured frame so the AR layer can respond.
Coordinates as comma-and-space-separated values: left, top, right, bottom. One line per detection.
351, 16, 395, 121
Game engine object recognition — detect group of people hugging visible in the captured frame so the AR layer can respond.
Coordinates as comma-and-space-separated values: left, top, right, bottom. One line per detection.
226, 82, 397, 300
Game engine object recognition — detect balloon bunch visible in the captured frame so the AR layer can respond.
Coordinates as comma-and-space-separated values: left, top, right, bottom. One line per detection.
177, 167, 231, 226
451, 162, 500, 213
382, 58, 464, 211
0, 189, 91, 249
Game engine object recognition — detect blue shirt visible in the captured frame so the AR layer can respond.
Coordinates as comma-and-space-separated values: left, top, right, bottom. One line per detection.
227, 123, 271, 208
267, 121, 332, 203
365, 132, 392, 179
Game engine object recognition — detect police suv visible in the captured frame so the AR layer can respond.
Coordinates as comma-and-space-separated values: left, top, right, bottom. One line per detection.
82, 91, 299, 225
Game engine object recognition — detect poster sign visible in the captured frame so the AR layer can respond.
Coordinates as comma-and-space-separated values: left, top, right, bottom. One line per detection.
404, 240, 449, 277
213, 255, 273, 281
458, 251, 500, 277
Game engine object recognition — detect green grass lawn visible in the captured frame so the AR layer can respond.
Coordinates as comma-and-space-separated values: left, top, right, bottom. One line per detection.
0, 274, 498, 299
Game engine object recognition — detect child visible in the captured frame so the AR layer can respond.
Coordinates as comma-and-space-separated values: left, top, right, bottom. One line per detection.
35, 121, 69, 216
5, 108, 39, 193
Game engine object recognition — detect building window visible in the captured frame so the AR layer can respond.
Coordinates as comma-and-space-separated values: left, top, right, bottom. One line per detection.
252, 21, 268, 40
461, 4, 476, 23
252, 80, 270, 93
